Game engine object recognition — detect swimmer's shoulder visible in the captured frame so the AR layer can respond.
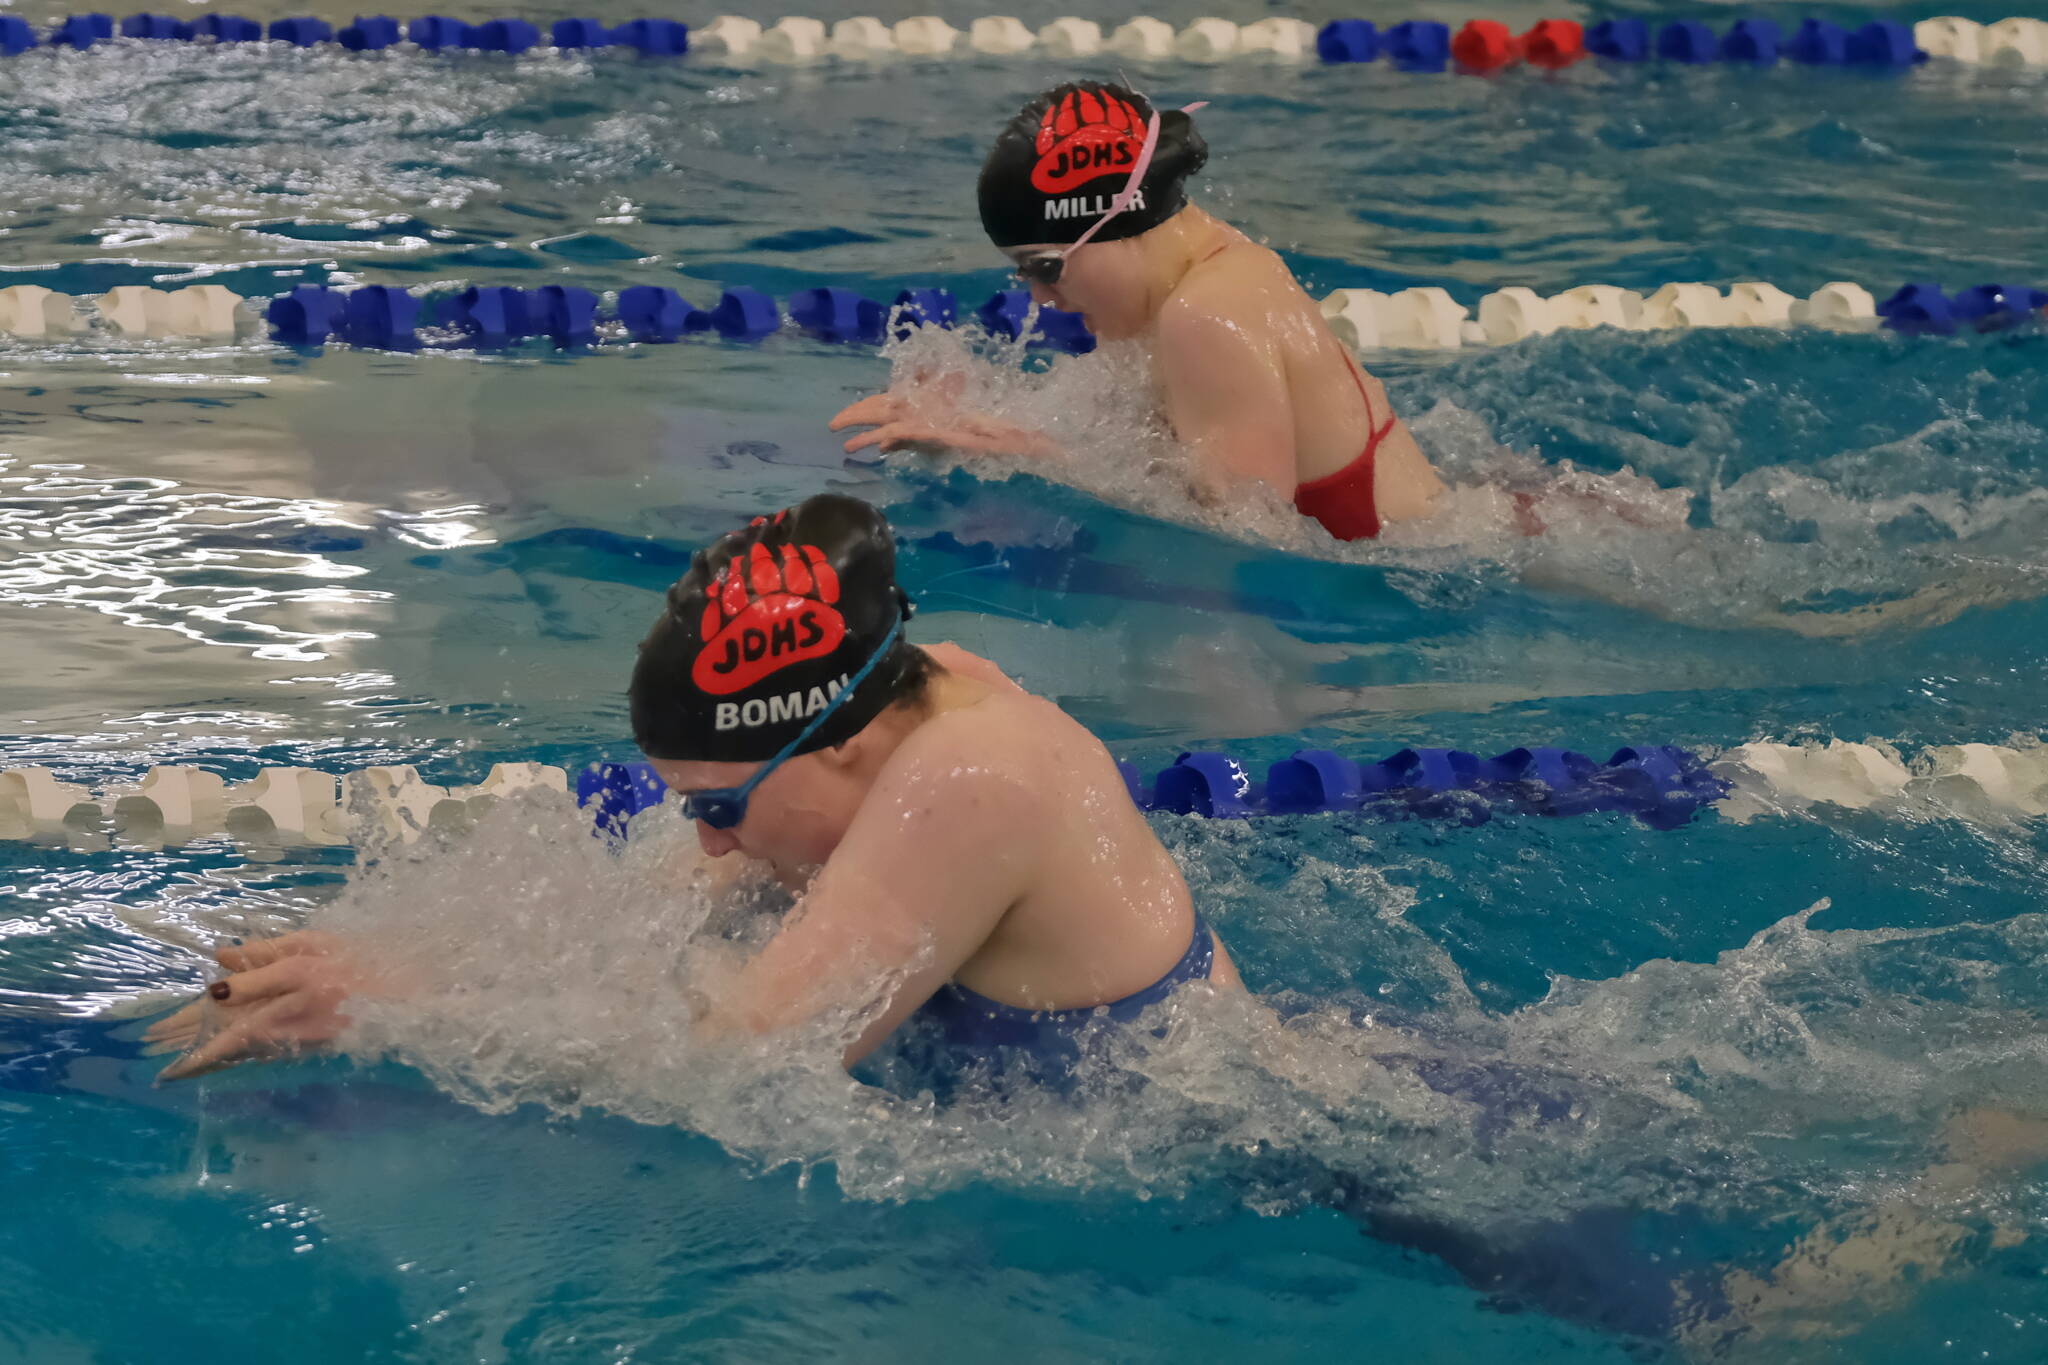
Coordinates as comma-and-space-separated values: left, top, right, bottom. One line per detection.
887, 671, 1066, 790
855, 696, 1056, 866
1160, 242, 1300, 346
922, 641, 1024, 693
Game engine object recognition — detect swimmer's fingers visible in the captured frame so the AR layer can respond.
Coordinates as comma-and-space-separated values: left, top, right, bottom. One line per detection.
138, 931, 339, 1050
215, 928, 341, 973
141, 996, 209, 1048
205, 953, 347, 1010
155, 996, 304, 1083
840, 421, 962, 457
154, 959, 358, 1084
828, 394, 910, 432
844, 405, 1059, 458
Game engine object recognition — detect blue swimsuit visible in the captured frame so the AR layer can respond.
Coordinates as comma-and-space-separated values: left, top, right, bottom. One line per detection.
860, 916, 1216, 1098
861, 923, 1734, 1344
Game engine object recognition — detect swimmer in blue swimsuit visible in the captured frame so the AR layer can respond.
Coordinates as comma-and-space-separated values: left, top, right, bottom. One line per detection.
155, 492, 1244, 1090
156, 493, 2036, 1351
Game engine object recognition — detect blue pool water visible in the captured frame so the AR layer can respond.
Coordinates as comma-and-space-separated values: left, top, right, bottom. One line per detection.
5, 7, 2048, 1360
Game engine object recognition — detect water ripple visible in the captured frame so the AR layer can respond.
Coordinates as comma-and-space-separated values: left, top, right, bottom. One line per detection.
0, 461, 385, 661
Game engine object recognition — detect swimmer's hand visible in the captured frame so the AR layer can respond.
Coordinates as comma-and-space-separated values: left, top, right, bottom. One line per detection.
829, 393, 1058, 461
145, 931, 381, 1083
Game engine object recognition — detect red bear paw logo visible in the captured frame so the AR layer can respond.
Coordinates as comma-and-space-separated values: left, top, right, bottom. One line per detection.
690, 542, 847, 696
1030, 89, 1147, 196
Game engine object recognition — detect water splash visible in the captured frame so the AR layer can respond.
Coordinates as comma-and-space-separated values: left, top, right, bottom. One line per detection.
233, 798, 2046, 1249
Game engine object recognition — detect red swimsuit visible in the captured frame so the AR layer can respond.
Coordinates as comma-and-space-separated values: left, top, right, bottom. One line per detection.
1293, 359, 1394, 541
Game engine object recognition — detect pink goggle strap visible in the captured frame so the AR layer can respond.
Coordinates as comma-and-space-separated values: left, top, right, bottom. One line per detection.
1062, 100, 1208, 255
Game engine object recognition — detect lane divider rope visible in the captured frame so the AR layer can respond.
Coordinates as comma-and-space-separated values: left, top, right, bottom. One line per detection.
4, 739, 2044, 849
0, 14, 2042, 70
1, 278, 2042, 352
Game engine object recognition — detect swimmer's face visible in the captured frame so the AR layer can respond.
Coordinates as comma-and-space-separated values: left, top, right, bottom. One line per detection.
651, 753, 859, 882
1004, 239, 1151, 341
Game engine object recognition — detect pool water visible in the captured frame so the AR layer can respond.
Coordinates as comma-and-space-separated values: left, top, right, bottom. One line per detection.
5, 6, 2048, 1360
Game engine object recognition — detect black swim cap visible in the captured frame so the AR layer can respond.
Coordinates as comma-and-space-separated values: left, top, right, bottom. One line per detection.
631, 495, 916, 763
978, 81, 1208, 249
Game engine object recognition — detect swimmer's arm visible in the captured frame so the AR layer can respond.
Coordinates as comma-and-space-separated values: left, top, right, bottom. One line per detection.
1155, 299, 1298, 503
695, 752, 1037, 1067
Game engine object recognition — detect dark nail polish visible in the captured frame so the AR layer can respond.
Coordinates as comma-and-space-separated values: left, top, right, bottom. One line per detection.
208, 981, 231, 1001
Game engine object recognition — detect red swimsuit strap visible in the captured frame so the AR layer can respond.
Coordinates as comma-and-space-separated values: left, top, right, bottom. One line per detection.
1344, 355, 1397, 452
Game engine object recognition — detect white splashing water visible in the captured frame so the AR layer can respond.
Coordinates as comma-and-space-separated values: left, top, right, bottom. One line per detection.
240, 792, 2048, 1242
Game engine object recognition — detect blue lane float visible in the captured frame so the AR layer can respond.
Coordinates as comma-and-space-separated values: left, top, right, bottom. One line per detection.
1656, 20, 1716, 63
1136, 745, 1726, 829
339, 15, 401, 50
445, 285, 533, 347
552, 17, 612, 49
891, 288, 957, 335
0, 16, 37, 53
265, 285, 346, 346
191, 13, 261, 42
1951, 283, 2048, 327
1878, 283, 1955, 335
610, 18, 687, 54
1033, 304, 1095, 354
1316, 19, 1379, 63
1879, 282, 2048, 335
1384, 20, 1451, 71
268, 17, 333, 47
616, 285, 704, 342
468, 18, 540, 53
530, 283, 598, 346
121, 14, 184, 40
407, 16, 472, 50
1720, 19, 1782, 65
51, 13, 113, 48
1790, 18, 1849, 64
976, 290, 1094, 352
1586, 17, 1649, 61
976, 290, 1033, 342
790, 287, 887, 344
1847, 21, 1922, 65
576, 743, 1730, 839
338, 285, 420, 349
577, 762, 670, 839
707, 286, 780, 340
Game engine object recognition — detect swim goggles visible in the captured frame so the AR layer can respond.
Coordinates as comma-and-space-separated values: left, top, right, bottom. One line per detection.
679, 615, 906, 831
1009, 100, 1206, 290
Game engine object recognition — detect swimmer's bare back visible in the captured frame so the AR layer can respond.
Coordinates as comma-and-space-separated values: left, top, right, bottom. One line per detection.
1154, 218, 1446, 528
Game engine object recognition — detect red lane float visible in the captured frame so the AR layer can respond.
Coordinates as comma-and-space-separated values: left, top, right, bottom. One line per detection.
1451, 18, 1519, 72
1521, 18, 1585, 69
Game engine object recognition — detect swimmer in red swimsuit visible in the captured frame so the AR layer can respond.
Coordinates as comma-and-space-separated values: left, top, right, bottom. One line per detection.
832, 81, 1445, 542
